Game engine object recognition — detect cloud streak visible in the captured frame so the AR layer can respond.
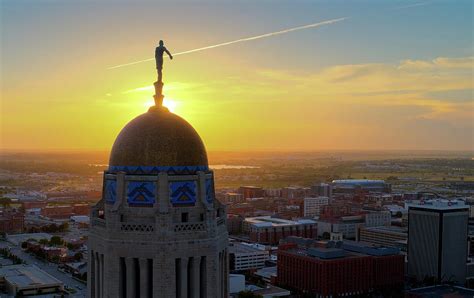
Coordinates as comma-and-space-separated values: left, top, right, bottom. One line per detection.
391, 2, 430, 11
108, 17, 347, 69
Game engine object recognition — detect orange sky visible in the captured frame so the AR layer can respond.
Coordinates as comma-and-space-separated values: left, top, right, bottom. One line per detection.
1, 1, 473, 152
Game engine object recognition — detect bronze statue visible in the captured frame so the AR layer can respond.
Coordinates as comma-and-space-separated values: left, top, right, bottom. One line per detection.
155, 40, 173, 83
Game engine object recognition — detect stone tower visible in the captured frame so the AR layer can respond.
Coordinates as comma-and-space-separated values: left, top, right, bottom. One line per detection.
88, 79, 229, 297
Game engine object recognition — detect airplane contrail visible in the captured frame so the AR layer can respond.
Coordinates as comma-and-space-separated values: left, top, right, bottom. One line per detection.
108, 17, 347, 70
391, 2, 430, 11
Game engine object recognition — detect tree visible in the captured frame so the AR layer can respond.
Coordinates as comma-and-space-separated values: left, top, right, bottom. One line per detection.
74, 252, 83, 261
50, 236, 63, 246
395, 211, 403, 218
322, 232, 330, 240
39, 239, 49, 245
21, 242, 27, 249
59, 222, 69, 232
0, 197, 11, 209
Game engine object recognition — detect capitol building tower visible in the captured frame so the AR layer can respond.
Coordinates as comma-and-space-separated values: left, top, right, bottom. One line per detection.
88, 49, 229, 297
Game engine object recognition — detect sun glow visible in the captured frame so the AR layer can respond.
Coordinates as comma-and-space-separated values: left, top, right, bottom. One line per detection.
163, 98, 178, 113
143, 98, 178, 114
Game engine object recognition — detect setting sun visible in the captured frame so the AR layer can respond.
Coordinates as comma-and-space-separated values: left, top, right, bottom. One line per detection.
143, 98, 177, 113
163, 98, 178, 113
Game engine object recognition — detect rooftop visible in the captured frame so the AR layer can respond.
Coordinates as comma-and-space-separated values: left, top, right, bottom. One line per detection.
0, 264, 63, 289
362, 225, 408, 235
407, 285, 474, 297
244, 216, 316, 227
252, 285, 291, 297
281, 237, 401, 260
332, 179, 386, 184
254, 266, 277, 280
407, 199, 468, 211
229, 242, 268, 254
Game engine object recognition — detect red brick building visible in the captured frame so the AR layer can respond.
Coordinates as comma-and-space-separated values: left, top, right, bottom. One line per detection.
0, 211, 24, 234
21, 200, 48, 210
72, 204, 90, 216
277, 237, 404, 296
41, 205, 74, 219
227, 203, 256, 217
41, 204, 91, 219
227, 214, 244, 235
238, 186, 264, 199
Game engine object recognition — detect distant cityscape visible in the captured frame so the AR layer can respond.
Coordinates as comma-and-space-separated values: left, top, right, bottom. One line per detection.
0, 152, 472, 297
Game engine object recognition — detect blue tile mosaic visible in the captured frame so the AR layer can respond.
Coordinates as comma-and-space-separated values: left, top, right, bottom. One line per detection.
104, 179, 117, 204
205, 178, 213, 204
169, 181, 197, 205
127, 181, 156, 206
109, 165, 208, 175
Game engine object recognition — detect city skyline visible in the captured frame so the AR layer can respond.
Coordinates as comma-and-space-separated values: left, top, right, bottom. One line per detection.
1, 0, 473, 152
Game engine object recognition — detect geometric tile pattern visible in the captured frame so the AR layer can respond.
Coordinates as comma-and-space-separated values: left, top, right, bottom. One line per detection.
127, 181, 156, 206
174, 222, 205, 232
169, 181, 197, 206
120, 223, 154, 232
104, 179, 117, 204
205, 178, 214, 204
109, 165, 208, 175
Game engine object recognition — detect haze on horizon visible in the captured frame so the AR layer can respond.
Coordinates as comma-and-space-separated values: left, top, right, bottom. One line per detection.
1, 0, 473, 152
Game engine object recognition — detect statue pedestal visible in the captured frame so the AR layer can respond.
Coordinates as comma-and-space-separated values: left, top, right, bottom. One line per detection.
154, 94, 164, 106
153, 81, 164, 106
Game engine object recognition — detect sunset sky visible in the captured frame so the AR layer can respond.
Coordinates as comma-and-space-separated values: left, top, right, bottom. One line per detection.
1, 0, 473, 152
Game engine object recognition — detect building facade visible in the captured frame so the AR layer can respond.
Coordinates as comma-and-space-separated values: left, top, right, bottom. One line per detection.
228, 243, 268, 271
407, 200, 468, 284
303, 196, 329, 217
277, 237, 404, 296
317, 216, 365, 240
238, 186, 264, 199
88, 103, 228, 297
0, 211, 24, 234
358, 226, 407, 248
311, 183, 332, 198
365, 211, 391, 227
223, 193, 244, 204
243, 216, 317, 245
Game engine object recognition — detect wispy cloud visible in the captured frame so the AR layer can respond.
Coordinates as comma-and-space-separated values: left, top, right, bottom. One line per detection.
249, 56, 473, 121
122, 81, 202, 94
399, 56, 474, 70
